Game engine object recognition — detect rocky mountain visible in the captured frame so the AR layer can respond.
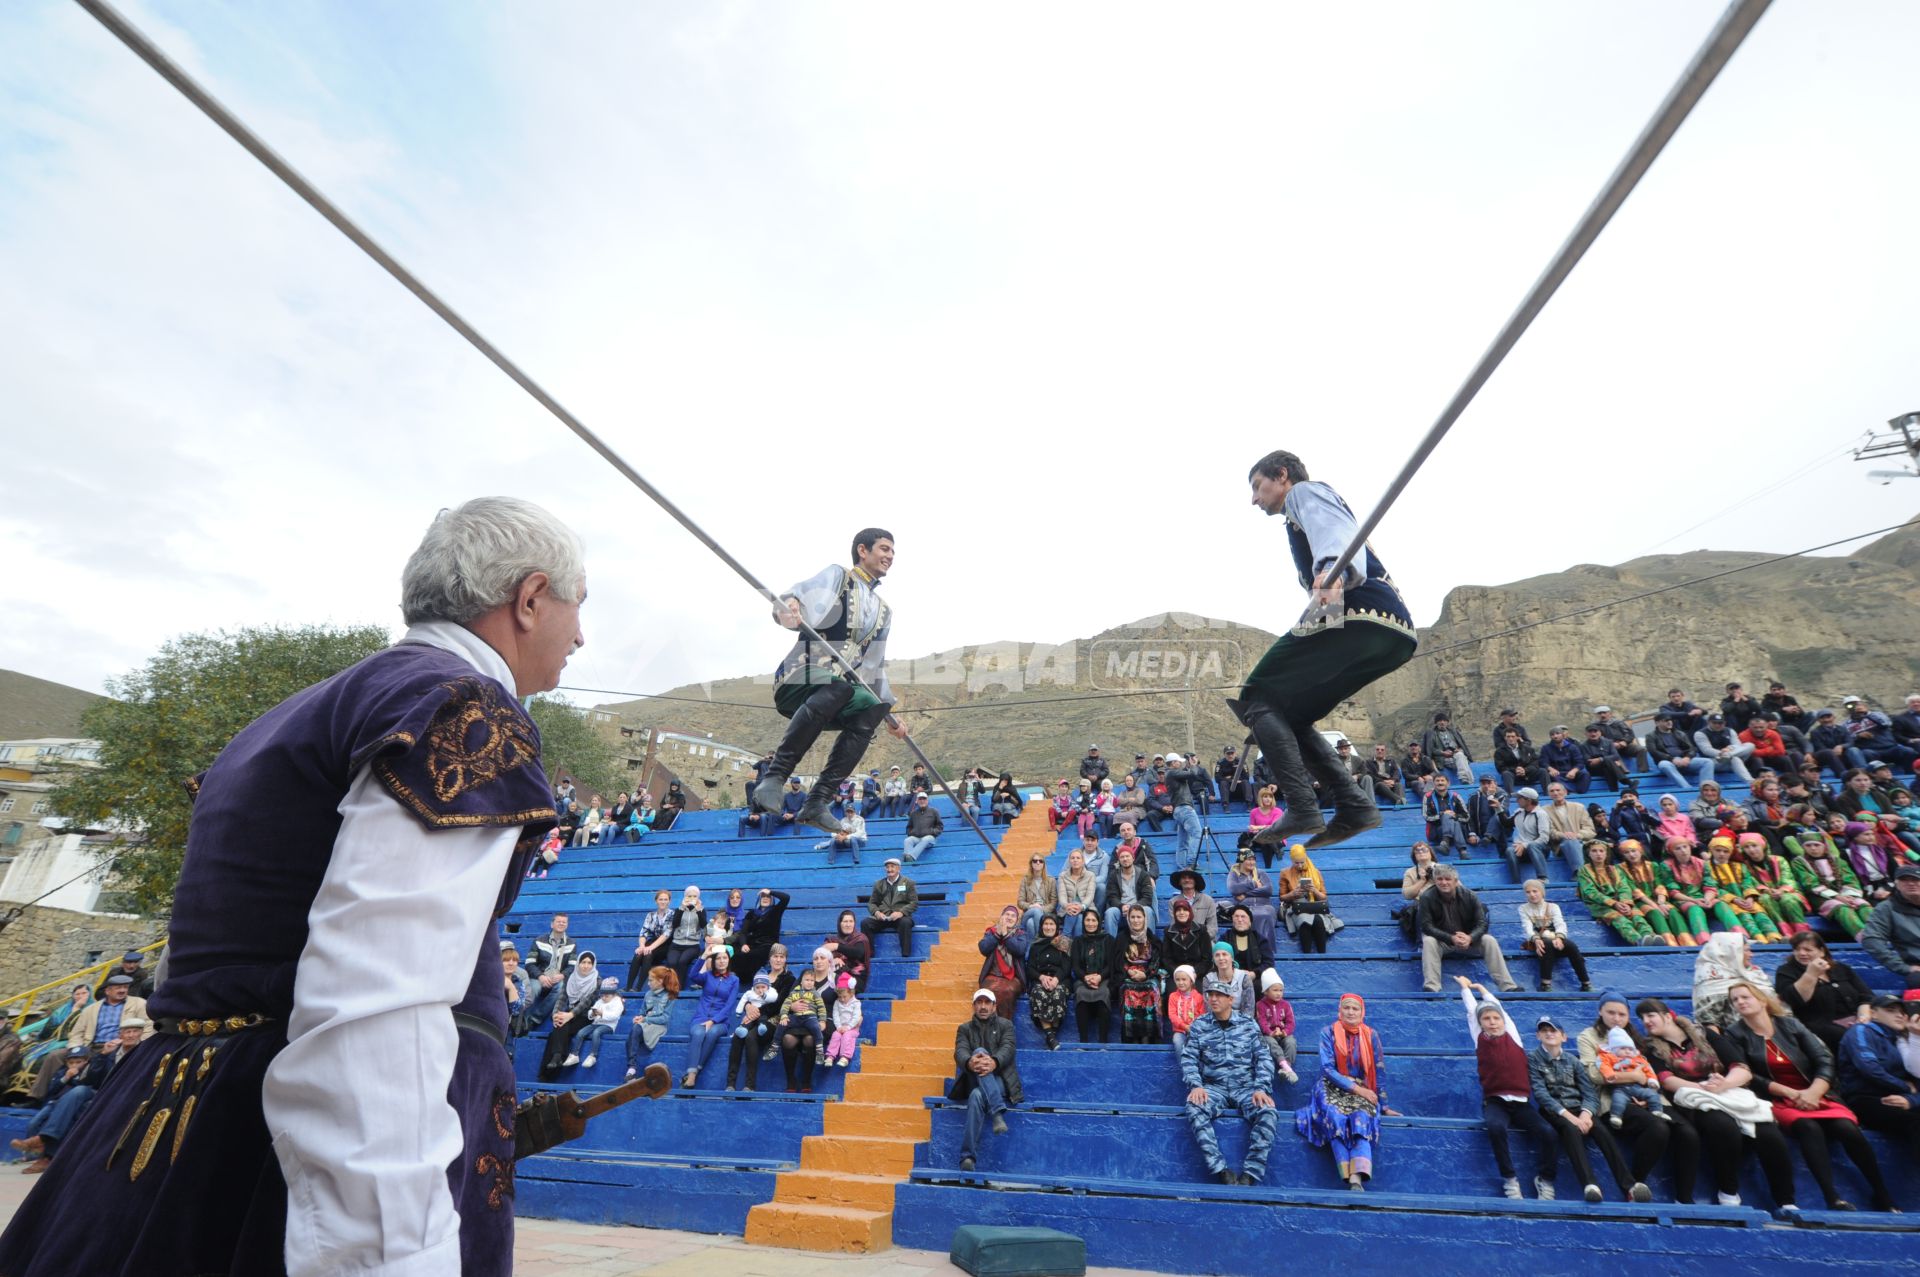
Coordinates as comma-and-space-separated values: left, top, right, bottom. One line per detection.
595, 521, 1920, 798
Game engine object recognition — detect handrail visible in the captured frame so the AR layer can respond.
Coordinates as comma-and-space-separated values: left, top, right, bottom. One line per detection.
0, 938, 165, 1026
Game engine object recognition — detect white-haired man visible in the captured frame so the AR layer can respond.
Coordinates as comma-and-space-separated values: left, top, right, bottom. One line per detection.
0, 498, 585, 1277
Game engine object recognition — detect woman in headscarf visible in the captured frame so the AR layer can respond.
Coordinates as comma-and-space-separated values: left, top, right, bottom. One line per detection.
1207, 941, 1255, 1021
1278, 846, 1343, 954
1737, 833, 1811, 940
1636, 996, 1795, 1211
538, 950, 604, 1080
663, 886, 707, 984
1576, 841, 1656, 946
721, 888, 749, 934
1017, 853, 1058, 940
1575, 990, 1694, 1200
1613, 839, 1685, 946
1069, 909, 1116, 1043
1225, 846, 1277, 952
978, 905, 1031, 1021
733, 888, 792, 984
1783, 814, 1871, 938
19, 985, 90, 1076
1024, 914, 1072, 1049
823, 908, 872, 996
1692, 931, 1768, 1032
1160, 897, 1212, 987
1709, 981, 1894, 1212
1116, 904, 1163, 985
1223, 905, 1270, 972
1651, 794, 1695, 854
990, 773, 1025, 825
1297, 993, 1386, 1191
654, 779, 686, 831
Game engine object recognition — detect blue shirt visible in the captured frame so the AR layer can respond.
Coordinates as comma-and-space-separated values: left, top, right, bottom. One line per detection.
93, 999, 125, 1046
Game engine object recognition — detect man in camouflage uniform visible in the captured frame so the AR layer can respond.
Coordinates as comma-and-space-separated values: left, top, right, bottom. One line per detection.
1181, 975, 1278, 1185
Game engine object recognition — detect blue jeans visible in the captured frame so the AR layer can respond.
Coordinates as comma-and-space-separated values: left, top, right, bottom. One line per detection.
526, 980, 562, 1025
816, 834, 865, 863
576, 1022, 613, 1059
1171, 806, 1202, 870
1655, 757, 1712, 788
1505, 840, 1549, 882
1557, 838, 1585, 876
902, 835, 938, 863
27, 1083, 95, 1146
1432, 813, 1467, 854
961, 1071, 1008, 1161
685, 1020, 728, 1080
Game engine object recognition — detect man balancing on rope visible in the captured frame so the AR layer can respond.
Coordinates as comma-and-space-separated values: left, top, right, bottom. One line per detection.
751, 527, 909, 834
1231, 452, 1418, 850
0, 498, 668, 1277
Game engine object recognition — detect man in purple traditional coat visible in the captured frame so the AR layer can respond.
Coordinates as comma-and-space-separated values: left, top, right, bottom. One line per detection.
0, 496, 586, 1277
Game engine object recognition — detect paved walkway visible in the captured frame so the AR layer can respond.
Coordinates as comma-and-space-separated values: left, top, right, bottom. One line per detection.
0, 1161, 1141, 1276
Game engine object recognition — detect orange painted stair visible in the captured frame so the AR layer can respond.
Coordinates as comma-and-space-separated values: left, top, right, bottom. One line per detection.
743, 806, 1049, 1253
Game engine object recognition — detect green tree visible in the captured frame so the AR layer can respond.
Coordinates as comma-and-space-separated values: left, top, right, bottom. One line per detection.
54, 625, 392, 915
527, 696, 626, 803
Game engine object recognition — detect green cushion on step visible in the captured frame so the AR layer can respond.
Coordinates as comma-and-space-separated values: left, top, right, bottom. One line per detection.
949, 1224, 1087, 1277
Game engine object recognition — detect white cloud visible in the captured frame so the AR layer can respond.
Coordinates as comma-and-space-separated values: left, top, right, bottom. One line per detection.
2, 1, 1915, 707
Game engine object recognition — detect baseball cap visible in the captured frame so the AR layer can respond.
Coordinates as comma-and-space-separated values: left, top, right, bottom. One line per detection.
1535, 1015, 1563, 1032
1499, 706, 1519, 715
1869, 995, 1908, 1013
972, 988, 997, 1004
1515, 787, 1539, 801
753, 972, 772, 986
1593, 705, 1612, 714
1203, 976, 1235, 997
1165, 753, 1184, 765
1895, 863, 1920, 881
1840, 695, 1861, 705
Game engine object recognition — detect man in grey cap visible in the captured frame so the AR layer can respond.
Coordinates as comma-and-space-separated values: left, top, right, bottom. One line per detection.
1505, 788, 1553, 883
1181, 976, 1277, 1185
93, 950, 154, 1001
949, 988, 1019, 1172
1861, 864, 1920, 989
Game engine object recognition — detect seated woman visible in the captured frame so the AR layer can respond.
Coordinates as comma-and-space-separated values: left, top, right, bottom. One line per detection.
1573, 991, 1690, 1201
822, 909, 873, 997
1705, 836, 1782, 944
1657, 838, 1739, 939
1772, 931, 1874, 1053
1783, 818, 1871, 938
1024, 914, 1072, 1050
977, 905, 1031, 1022
1737, 832, 1811, 940
1516, 878, 1590, 992
1208, 941, 1256, 1021
1689, 782, 1737, 841
1614, 839, 1686, 945
1069, 910, 1117, 1043
1222, 905, 1270, 973
1297, 993, 1386, 1192
1278, 847, 1343, 954
1395, 842, 1438, 938
1247, 785, 1286, 870
1692, 931, 1770, 1032
1576, 841, 1658, 946
1709, 981, 1895, 1212
1017, 853, 1058, 940
538, 950, 605, 1081
1093, 778, 1118, 838
1225, 847, 1279, 952
990, 773, 1025, 825
1636, 996, 1796, 1211
1160, 897, 1213, 986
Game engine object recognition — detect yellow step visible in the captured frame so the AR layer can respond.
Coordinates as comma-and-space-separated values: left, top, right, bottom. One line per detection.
745, 1201, 891, 1252
794, 1132, 919, 1176
843, 1070, 949, 1106
822, 1101, 929, 1139
773, 1168, 900, 1212
875, 1019, 956, 1049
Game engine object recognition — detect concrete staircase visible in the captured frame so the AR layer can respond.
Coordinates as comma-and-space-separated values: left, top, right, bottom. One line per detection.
743, 808, 1043, 1253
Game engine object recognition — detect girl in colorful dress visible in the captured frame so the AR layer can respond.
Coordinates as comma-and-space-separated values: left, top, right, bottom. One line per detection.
1576, 841, 1656, 946
1656, 838, 1736, 938
1614, 839, 1685, 945
1297, 993, 1386, 1192
1736, 832, 1810, 939
1782, 821, 1871, 938
1705, 837, 1780, 943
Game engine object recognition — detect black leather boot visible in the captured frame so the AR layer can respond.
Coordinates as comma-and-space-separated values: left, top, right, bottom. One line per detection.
1225, 698, 1325, 844
1297, 728, 1381, 849
796, 721, 877, 834
752, 683, 853, 814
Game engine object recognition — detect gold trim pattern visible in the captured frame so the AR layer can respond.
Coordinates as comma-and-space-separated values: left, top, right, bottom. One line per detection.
371, 679, 555, 830
129, 1106, 171, 1181
171, 1095, 196, 1161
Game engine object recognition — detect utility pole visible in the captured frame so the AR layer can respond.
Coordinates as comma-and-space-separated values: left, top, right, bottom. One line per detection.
1854, 410, 1920, 482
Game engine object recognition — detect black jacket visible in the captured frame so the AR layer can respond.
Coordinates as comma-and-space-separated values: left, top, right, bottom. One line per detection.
1645, 729, 1696, 764
1160, 923, 1212, 978
1421, 726, 1472, 763
739, 891, 791, 950
906, 806, 945, 837
1416, 885, 1489, 948
1024, 940, 1072, 986
1491, 722, 1532, 753
1079, 755, 1111, 787
1494, 740, 1539, 777
949, 1011, 1022, 1105
1712, 1014, 1835, 1094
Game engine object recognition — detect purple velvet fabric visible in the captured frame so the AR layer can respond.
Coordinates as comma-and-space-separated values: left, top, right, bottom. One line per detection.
0, 642, 551, 1277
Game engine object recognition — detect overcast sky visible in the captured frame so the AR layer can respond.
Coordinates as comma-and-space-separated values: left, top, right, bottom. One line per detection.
3, 1, 1916, 708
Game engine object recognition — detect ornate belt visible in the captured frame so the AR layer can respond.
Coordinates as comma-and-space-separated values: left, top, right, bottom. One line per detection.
153, 1013, 273, 1038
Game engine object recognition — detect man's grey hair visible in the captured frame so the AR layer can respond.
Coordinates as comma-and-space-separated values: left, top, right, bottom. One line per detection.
1432, 864, 1460, 880
401, 497, 585, 625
